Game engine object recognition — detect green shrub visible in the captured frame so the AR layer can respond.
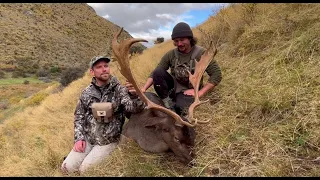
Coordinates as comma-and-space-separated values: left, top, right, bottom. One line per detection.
154, 37, 164, 44
50, 65, 60, 74
129, 45, 145, 55
60, 67, 85, 87
12, 71, 27, 78
37, 68, 50, 77
25, 92, 48, 106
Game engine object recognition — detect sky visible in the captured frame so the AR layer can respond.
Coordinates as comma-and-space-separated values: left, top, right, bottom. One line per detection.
87, 3, 229, 48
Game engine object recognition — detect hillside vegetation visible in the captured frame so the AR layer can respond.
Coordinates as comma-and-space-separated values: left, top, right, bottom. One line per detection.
0, 3, 145, 79
0, 3, 319, 177
0, 78, 56, 123
0, 3, 145, 124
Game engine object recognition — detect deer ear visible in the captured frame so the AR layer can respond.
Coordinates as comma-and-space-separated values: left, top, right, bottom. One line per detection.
144, 117, 163, 131
174, 121, 183, 127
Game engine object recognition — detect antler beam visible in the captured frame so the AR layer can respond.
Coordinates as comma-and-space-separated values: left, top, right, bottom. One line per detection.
112, 27, 197, 127
187, 41, 217, 125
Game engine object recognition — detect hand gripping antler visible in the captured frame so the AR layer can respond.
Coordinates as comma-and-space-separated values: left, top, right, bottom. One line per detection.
187, 41, 217, 125
112, 27, 216, 127
112, 28, 196, 127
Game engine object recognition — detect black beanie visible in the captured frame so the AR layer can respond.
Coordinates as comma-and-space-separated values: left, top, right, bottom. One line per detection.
171, 22, 193, 40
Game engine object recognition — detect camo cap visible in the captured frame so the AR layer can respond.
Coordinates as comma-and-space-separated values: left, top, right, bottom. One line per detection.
89, 56, 111, 68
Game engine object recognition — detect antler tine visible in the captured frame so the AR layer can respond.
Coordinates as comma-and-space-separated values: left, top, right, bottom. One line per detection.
187, 41, 218, 125
112, 27, 197, 128
112, 28, 147, 66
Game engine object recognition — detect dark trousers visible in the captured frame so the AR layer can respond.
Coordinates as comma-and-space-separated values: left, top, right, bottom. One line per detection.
152, 67, 194, 116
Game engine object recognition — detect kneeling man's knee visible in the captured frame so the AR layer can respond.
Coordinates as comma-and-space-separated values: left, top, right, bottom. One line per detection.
61, 158, 81, 174
152, 67, 167, 77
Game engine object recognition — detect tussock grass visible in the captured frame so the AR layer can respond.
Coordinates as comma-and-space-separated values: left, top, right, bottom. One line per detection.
0, 3, 319, 177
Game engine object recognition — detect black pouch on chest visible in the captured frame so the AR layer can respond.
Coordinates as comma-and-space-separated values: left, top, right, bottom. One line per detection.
173, 46, 201, 87
174, 62, 193, 86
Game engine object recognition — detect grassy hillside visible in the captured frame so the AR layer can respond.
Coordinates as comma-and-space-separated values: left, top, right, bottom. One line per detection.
0, 3, 146, 125
0, 3, 319, 177
0, 3, 145, 78
0, 78, 55, 123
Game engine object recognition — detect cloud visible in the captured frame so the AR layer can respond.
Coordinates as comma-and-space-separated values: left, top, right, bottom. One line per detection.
87, 3, 228, 47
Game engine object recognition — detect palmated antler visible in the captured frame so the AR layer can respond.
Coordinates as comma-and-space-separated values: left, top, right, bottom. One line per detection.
112, 27, 216, 127
187, 41, 217, 125
112, 28, 194, 127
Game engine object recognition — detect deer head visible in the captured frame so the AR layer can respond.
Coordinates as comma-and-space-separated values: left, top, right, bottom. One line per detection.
112, 27, 217, 127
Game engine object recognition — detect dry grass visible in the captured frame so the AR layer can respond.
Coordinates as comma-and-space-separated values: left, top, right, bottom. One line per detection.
0, 3, 319, 177
0, 81, 56, 123
0, 75, 91, 176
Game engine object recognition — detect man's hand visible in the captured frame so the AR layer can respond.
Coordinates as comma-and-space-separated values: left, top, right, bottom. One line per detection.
125, 80, 137, 96
183, 89, 204, 97
141, 87, 146, 93
183, 89, 195, 96
73, 140, 86, 153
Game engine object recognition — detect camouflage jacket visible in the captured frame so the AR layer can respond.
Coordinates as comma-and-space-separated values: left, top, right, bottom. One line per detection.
74, 75, 145, 146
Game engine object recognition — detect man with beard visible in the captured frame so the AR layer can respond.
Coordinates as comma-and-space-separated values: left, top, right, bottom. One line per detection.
141, 22, 222, 116
61, 56, 145, 174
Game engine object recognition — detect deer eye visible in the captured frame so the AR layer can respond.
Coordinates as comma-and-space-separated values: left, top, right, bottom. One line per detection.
163, 128, 169, 132
174, 137, 180, 142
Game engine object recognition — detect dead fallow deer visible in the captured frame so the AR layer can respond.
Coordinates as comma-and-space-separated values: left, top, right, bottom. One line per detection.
112, 27, 217, 165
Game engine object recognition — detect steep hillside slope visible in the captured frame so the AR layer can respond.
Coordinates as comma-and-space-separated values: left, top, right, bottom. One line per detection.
0, 3, 145, 76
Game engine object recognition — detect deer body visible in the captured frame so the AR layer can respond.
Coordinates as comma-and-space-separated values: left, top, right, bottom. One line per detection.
122, 92, 196, 163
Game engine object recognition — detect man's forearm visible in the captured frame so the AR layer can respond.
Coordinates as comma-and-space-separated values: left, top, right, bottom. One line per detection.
142, 78, 153, 91
199, 82, 215, 97
74, 120, 85, 143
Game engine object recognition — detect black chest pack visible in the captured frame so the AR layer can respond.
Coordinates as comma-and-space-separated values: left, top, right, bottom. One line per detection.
173, 45, 202, 87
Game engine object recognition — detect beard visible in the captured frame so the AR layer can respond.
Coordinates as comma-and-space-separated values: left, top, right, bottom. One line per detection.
96, 73, 110, 82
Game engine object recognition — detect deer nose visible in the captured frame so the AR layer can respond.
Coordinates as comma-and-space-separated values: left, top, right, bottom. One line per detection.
188, 160, 195, 167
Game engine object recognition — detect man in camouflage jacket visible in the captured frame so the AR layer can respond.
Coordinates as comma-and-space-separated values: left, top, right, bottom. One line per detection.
61, 56, 145, 174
